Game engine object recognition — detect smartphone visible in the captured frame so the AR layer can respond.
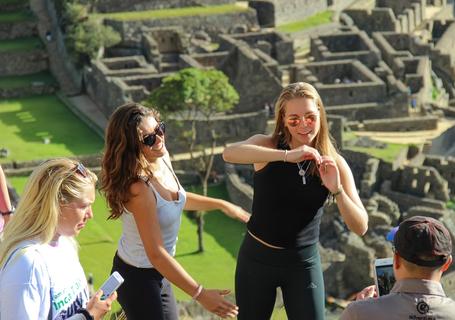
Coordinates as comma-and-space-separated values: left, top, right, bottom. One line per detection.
99, 271, 124, 300
374, 258, 396, 296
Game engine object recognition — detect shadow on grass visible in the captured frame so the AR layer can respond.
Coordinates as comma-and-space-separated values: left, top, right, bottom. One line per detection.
184, 183, 246, 260
175, 250, 201, 258
0, 95, 103, 158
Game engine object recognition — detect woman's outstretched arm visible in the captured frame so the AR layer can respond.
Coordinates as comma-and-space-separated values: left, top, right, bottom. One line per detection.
185, 192, 250, 223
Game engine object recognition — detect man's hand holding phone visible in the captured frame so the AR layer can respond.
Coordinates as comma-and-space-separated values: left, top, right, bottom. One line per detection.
355, 285, 378, 300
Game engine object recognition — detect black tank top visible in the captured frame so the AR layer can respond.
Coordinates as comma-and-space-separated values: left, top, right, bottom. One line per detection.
247, 158, 329, 248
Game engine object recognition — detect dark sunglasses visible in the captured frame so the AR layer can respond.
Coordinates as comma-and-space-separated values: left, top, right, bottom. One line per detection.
142, 122, 166, 147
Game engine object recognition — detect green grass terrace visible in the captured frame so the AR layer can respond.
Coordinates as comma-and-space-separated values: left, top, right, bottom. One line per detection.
277, 10, 333, 33
0, 95, 103, 162
0, 10, 34, 23
0, 72, 55, 89
93, 4, 249, 21
0, 37, 43, 53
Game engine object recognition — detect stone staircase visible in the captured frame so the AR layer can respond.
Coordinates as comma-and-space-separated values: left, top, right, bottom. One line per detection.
0, 1, 57, 99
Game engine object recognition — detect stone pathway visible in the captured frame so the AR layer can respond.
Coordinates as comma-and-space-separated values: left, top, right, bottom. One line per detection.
354, 117, 455, 144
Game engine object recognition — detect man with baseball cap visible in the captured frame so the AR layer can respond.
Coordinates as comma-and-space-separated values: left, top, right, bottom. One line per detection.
341, 216, 455, 319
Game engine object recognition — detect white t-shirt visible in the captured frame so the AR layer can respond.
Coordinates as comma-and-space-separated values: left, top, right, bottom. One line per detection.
0, 237, 90, 320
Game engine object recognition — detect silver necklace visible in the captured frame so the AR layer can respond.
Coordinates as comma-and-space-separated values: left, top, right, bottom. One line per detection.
297, 160, 311, 185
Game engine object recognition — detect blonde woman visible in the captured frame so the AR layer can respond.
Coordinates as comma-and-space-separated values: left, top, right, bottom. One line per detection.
223, 82, 368, 319
0, 159, 116, 320
101, 103, 249, 320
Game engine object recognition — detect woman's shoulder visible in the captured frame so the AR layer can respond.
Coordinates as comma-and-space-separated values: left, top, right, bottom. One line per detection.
129, 178, 150, 195
1, 242, 48, 285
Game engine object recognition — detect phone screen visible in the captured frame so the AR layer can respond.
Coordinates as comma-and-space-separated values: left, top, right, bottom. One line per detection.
375, 265, 396, 296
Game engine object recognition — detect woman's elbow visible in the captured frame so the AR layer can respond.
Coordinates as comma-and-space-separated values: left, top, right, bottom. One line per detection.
353, 217, 368, 236
356, 223, 368, 236
222, 147, 235, 163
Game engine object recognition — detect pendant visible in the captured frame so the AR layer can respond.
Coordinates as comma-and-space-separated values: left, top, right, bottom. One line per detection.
299, 169, 305, 176
302, 175, 306, 185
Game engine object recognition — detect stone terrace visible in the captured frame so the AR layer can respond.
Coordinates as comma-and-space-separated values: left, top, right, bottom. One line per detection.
290, 59, 410, 121
311, 31, 381, 68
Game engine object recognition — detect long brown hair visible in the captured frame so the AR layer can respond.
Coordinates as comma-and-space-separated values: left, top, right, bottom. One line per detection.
100, 102, 160, 219
272, 82, 337, 158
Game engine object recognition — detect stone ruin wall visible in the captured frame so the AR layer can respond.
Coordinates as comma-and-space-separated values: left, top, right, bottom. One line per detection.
90, 0, 235, 13
104, 9, 259, 41
164, 110, 268, 155
249, 0, 327, 27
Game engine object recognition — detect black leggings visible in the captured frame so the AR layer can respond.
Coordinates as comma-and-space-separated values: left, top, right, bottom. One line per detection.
111, 253, 178, 320
235, 233, 325, 320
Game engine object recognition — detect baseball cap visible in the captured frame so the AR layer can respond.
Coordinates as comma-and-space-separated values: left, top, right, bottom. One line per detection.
387, 216, 452, 267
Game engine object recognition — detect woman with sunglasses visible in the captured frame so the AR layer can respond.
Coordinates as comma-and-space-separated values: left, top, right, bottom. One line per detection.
223, 82, 368, 319
100, 103, 249, 320
0, 158, 117, 320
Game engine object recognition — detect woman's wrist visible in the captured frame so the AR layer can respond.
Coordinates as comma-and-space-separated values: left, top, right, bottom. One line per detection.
331, 185, 344, 197
0, 204, 15, 216
192, 284, 203, 301
76, 308, 94, 320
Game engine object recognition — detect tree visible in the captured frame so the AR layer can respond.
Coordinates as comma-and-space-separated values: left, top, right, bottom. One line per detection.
63, 1, 121, 64
145, 67, 239, 252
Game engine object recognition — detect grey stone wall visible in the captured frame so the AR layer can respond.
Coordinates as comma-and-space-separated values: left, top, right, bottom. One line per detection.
227, 31, 294, 65
224, 164, 253, 212
424, 155, 455, 194
343, 8, 399, 35
0, 20, 37, 39
92, 0, 235, 13
164, 110, 268, 154
311, 31, 381, 68
381, 180, 447, 212
219, 36, 282, 113
0, 83, 57, 99
361, 115, 438, 131
249, 0, 328, 27
327, 115, 344, 150
30, 0, 82, 95
83, 62, 129, 117
391, 165, 449, 202
104, 10, 258, 41
0, 50, 48, 76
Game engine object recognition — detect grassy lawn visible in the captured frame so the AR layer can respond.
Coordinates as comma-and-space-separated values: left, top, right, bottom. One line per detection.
0, 11, 34, 23
0, 95, 103, 163
277, 10, 333, 33
95, 4, 249, 21
0, 72, 55, 89
0, 37, 43, 53
345, 143, 407, 163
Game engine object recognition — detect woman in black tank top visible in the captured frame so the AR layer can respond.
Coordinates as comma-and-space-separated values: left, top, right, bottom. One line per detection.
223, 82, 368, 320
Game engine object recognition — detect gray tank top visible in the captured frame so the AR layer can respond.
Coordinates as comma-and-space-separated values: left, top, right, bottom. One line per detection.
117, 170, 187, 268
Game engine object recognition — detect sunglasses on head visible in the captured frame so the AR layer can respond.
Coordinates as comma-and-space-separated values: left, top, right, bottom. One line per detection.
73, 162, 88, 178
142, 122, 166, 147
286, 113, 319, 127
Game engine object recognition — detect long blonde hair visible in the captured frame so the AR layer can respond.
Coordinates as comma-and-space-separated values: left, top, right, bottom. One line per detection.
272, 82, 337, 158
100, 102, 160, 219
0, 158, 97, 267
